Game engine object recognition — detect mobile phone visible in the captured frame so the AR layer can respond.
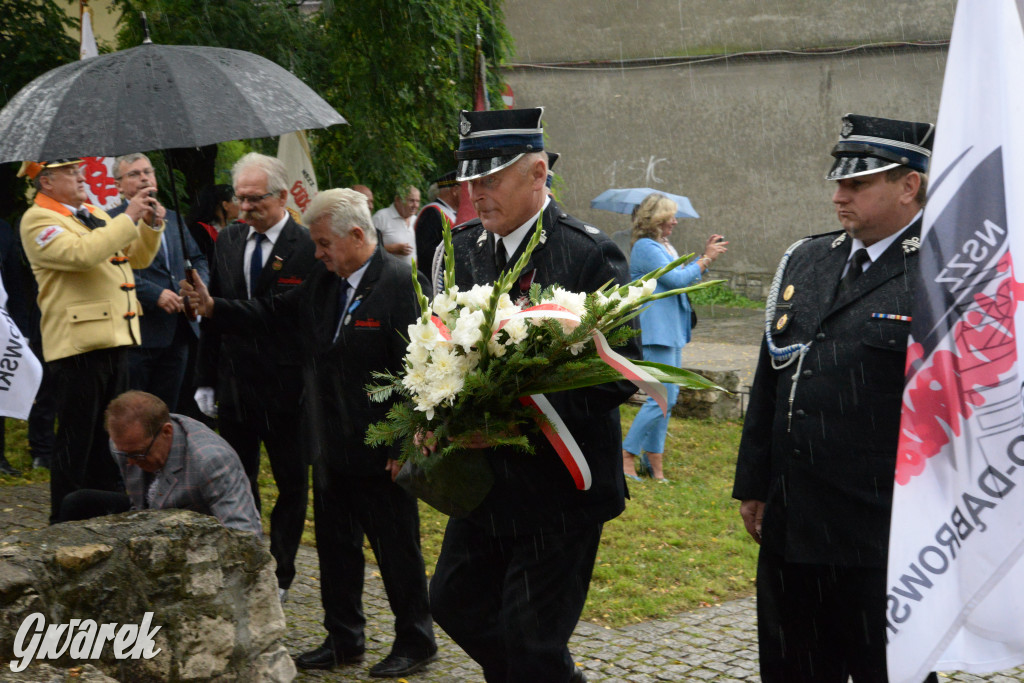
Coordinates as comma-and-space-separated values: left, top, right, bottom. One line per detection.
715, 236, 726, 243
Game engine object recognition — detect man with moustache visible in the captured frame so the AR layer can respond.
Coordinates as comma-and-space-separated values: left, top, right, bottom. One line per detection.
18, 158, 163, 522
194, 152, 317, 602
428, 108, 639, 683
181, 188, 437, 678
733, 114, 939, 682
108, 153, 209, 412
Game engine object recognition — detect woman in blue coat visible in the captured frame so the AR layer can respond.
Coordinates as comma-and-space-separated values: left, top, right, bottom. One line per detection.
622, 193, 727, 481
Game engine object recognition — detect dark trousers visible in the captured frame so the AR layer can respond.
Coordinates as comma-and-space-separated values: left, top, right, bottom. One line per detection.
219, 409, 307, 589
756, 548, 939, 683
430, 518, 602, 683
312, 465, 435, 658
57, 488, 131, 521
126, 323, 191, 412
28, 337, 56, 466
47, 348, 128, 523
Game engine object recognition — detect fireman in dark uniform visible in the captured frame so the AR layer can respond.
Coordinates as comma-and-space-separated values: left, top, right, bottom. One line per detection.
733, 114, 940, 682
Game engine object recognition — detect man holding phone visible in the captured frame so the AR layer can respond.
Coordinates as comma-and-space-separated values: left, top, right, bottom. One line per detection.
19, 157, 165, 522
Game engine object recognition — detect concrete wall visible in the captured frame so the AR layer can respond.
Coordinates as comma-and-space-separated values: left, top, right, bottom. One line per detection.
506, 0, 955, 62
504, 47, 947, 296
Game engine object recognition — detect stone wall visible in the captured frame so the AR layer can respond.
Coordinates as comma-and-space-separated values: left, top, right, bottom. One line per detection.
0, 510, 294, 682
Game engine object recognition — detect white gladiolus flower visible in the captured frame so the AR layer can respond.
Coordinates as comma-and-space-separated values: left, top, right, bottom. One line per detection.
409, 320, 443, 351
458, 284, 494, 310
495, 293, 520, 322
405, 342, 430, 365
569, 340, 589, 356
451, 309, 486, 349
487, 336, 507, 357
431, 288, 459, 323
643, 279, 657, 296
550, 288, 586, 317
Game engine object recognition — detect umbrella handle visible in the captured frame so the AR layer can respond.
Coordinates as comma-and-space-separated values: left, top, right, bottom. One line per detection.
182, 265, 198, 322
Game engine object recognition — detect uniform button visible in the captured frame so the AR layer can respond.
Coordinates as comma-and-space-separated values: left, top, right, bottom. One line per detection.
793, 449, 801, 456
802, 370, 812, 378
816, 332, 826, 341
888, 339, 896, 346
795, 409, 806, 418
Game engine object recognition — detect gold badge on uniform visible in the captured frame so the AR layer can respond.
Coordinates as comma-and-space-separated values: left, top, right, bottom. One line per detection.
782, 285, 795, 301
272, 255, 283, 271
776, 313, 789, 330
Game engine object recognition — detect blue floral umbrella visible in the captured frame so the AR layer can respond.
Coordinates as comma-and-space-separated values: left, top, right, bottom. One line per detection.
590, 188, 699, 218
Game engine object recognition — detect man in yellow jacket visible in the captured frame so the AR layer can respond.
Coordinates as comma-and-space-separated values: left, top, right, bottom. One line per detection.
18, 158, 164, 522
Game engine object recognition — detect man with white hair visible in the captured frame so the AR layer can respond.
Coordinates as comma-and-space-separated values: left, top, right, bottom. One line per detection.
182, 187, 437, 678
194, 152, 317, 603
428, 108, 638, 683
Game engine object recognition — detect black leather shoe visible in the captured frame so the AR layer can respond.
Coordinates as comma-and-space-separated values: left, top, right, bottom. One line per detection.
570, 667, 588, 683
0, 458, 21, 477
369, 650, 438, 678
293, 641, 364, 670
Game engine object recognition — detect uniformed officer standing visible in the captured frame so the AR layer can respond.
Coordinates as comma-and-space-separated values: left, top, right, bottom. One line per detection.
733, 114, 939, 682
428, 108, 639, 683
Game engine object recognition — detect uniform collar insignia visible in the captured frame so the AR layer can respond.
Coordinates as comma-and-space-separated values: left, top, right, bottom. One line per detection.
830, 233, 847, 249
902, 236, 921, 254
476, 231, 487, 247
539, 229, 547, 245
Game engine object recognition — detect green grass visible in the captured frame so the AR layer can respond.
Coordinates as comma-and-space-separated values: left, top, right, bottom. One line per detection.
1, 409, 756, 628
689, 283, 764, 309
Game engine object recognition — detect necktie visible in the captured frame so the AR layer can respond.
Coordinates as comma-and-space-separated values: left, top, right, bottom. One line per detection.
494, 238, 507, 272
76, 209, 98, 230
836, 248, 871, 299
337, 278, 351, 322
248, 233, 266, 298
334, 278, 351, 342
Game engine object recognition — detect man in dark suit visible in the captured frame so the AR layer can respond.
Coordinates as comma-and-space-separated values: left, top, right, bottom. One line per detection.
194, 152, 317, 602
733, 114, 939, 682
181, 187, 437, 679
109, 153, 209, 412
428, 108, 639, 683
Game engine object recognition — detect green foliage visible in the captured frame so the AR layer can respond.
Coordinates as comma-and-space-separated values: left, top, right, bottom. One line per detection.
689, 283, 765, 309
309, 0, 512, 193
105, 0, 511, 205
0, 0, 80, 221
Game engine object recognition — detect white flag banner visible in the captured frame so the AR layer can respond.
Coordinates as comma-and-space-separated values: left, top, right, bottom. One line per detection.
277, 131, 318, 220
80, 4, 98, 59
887, 1, 1024, 681
0, 279, 42, 421
79, 6, 121, 212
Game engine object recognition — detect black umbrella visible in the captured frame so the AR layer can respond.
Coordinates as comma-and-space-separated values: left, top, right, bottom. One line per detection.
0, 38, 345, 163
0, 18, 346, 316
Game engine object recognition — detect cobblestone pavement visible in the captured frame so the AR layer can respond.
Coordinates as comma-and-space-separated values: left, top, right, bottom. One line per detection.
2, 311, 1023, 681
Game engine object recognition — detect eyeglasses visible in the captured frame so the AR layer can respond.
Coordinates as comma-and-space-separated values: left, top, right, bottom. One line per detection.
233, 192, 275, 205
117, 167, 155, 181
109, 432, 159, 460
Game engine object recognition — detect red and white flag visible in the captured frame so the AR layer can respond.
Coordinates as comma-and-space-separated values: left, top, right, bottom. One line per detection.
79, 3, 120, 211
887, 1, 1024, 681
277, 130, 318, 221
